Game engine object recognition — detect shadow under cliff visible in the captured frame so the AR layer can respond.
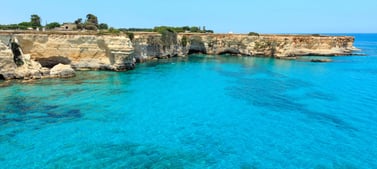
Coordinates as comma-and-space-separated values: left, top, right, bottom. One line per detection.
36, 56, 71, 68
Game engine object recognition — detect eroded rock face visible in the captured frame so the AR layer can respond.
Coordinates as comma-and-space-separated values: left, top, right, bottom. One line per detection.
1, 33, 356, 65
131, 32, 187, 62
131, 33, 357, 60
1, 34, 135, 71
0, 33, 137, 80
0, 42, 48, 80
180, 34, 356, 57
0, 42, 17, 79
0, 37, 72, 80
0, 32, 357, 81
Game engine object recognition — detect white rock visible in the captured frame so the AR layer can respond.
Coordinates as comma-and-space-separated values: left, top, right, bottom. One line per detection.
50, 63, 75, 78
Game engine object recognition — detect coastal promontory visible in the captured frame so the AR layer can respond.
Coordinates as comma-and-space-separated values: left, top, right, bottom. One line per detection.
0, 31, 357, 80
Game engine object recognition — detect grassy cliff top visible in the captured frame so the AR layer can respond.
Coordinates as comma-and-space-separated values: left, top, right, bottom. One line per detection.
0, 30, 351, 38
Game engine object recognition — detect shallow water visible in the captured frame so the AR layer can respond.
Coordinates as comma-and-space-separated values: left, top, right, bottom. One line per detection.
1, 34, 377, 168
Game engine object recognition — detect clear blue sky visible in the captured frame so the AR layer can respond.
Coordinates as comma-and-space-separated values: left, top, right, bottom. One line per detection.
1, 0, 376, 33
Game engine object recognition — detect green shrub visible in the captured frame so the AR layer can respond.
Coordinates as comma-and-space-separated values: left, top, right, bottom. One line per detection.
119, 28, 154, 32
98, 23, 108, 30
189, 26, 200, 32
84, 24, 97, 30
248, 32, 259, 36
161, 29, 178, 48
109, 27, 121, 35
153, 26, 213, 33
126, 32, 134, 41
181, 35, 188, 46
154, 26, 177, 34
45, 22, 61, 29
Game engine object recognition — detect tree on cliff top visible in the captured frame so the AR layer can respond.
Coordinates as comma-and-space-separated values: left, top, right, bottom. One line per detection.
85, 14, 98, 29
30, 14, 41, 28
86, 14, 98, 25
98, 23, 108, 30
74, 18, 83, 29
46, 22, 61, 29
73, 14, 109, 30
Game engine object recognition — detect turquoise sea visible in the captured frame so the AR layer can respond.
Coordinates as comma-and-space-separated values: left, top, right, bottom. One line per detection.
1, 34, 377, 169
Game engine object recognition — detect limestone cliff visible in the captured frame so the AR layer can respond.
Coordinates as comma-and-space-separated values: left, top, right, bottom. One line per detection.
0, 33, 135, 71
131, 32, 186, 62
0, 37, 75, 80
0, 41, 16, 79
188, 34, 356, 57
131, 33, 356, 61
0, 31, 357, 80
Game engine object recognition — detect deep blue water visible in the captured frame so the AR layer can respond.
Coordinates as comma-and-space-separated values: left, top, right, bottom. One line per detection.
1, 34, 377, 169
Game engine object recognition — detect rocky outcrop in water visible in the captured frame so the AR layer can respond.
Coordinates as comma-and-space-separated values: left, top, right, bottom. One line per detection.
50, 63, 75, 78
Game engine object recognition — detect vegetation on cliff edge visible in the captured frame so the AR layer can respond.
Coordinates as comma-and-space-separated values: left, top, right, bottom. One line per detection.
0, 13, 215, 35
0, 14, 42, 30
120, 26, 214, 34
0, 14, 111, 31
248, 32, 260, 36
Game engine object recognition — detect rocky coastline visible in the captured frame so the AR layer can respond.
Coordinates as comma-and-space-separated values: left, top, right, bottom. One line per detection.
0, 31, 358, 80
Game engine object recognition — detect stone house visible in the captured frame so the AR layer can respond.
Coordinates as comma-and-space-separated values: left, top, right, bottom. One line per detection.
59, 23, 77, 31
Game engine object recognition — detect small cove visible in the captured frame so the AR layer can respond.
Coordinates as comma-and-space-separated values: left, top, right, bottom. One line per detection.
1, 34, 377, 169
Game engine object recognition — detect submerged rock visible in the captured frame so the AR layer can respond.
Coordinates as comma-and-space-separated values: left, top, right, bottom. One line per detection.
310, 59, 332, 62
277, 56, 298, 60
50, 63, 75, 78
